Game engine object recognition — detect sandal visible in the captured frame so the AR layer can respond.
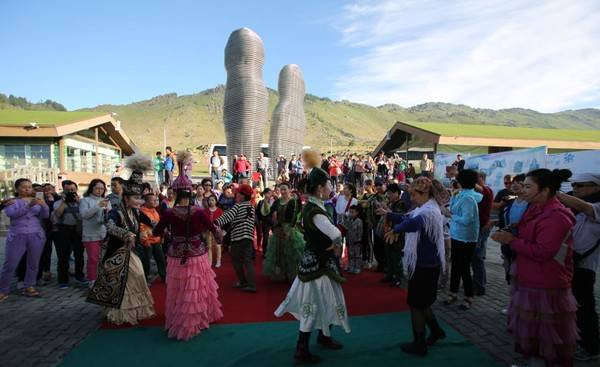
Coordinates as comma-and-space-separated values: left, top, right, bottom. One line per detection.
443, 294, 458, 305
22, 287, 40, 297
459, 298, 472, 310
0, 293, 8, 303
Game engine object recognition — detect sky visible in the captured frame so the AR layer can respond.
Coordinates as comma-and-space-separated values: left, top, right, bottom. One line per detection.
1, 0, 600, 112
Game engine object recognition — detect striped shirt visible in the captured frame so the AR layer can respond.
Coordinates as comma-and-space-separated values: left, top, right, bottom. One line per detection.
215, 201, 255, 242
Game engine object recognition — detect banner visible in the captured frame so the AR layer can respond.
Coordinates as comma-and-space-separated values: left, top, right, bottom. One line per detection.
465, 146, 546, 194
546, 150, 600, 191
433, 153, 472, 181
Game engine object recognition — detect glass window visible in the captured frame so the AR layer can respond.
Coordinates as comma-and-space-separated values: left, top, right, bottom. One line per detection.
66, 146, 96, 173
0, 145, 26, 169
29, 145, 51, 168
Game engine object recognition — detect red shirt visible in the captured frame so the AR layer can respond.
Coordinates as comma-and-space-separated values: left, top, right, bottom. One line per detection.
478, 185, 494, 227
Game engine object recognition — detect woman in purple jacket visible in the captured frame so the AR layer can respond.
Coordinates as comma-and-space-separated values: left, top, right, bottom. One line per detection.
0, 178, 49, 301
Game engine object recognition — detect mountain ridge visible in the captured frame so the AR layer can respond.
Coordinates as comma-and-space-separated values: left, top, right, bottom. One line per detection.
3, 88, 599, 154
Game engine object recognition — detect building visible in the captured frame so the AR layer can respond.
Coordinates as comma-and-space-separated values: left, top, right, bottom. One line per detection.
373, 121, 600, 159
0, 110, 136, 190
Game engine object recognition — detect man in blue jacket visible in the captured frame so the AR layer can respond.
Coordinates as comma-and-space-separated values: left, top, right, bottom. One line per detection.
164, 146, 174, 186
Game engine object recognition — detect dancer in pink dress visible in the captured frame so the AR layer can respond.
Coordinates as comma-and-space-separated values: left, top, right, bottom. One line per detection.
154, 151, 223, 340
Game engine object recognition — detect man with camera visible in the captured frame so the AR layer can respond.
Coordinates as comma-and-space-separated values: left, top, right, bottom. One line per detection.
52, 180, 86, 289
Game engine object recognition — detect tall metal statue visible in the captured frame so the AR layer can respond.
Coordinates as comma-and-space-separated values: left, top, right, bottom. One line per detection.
269, 64, 306, 172
223, 27, 269, 172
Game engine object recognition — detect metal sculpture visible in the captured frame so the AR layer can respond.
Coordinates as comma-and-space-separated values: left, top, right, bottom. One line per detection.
269, 64, 306, 170
223, 27, 269, 171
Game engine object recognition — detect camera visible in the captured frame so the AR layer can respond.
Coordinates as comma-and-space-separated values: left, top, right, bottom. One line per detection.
65, 191, 77, 203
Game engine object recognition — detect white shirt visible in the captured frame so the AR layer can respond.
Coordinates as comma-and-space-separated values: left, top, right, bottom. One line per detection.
335, 195, 358, 224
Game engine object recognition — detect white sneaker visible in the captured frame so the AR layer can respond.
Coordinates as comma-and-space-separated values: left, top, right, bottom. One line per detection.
501, 308, 508, 315
215, 261, 221, 268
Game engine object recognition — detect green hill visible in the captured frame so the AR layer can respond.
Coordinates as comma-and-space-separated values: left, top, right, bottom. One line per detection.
79, 87, 600, 155
4, 87, 600, 155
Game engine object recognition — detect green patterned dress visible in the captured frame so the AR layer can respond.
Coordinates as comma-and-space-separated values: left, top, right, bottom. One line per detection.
263, 198, 305, 281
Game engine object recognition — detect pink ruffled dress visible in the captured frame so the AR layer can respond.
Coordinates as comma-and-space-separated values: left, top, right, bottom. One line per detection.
154, 206, 223, 341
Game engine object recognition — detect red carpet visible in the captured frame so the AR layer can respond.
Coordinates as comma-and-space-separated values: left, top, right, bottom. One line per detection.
100, 254, 408, 329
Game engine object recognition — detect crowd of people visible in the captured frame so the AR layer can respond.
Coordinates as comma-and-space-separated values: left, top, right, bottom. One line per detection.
0, 148, 598, 365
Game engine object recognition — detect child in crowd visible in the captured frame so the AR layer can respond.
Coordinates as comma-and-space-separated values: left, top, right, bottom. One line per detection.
139, 193, 166, 282
342, 205, 363, 274
205, 195, 223, 268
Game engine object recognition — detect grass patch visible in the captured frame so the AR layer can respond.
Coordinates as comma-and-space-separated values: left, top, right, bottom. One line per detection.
404, 121, 600, 142
0, 110, 107, 126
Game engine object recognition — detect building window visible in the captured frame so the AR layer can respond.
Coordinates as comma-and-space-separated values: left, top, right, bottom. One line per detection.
63, 137, 120, 175
66, 146, 96, 174
29, 145, 52, 169
0, 144, 51, 170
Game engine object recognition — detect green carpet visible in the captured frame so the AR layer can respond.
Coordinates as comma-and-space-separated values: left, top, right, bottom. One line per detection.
59, 313, 498, 367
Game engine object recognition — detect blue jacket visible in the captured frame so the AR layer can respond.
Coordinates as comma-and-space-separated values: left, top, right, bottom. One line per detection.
164, 156, 174, 171
450, 189, 483, 243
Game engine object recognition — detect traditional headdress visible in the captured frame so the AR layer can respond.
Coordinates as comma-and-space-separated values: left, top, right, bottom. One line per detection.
171, 150, 193, 192
123, 154, 153, 196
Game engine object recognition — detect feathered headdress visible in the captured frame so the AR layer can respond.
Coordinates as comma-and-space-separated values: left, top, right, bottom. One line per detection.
171, 150, 194, 191
123, 153, 152, 196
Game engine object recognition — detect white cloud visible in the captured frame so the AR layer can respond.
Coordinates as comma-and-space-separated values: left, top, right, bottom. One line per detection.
332, 0, 600, 112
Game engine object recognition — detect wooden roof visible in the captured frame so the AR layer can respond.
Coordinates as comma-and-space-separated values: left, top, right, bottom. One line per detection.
372, 121, 600, 155
0, 110, 137, 155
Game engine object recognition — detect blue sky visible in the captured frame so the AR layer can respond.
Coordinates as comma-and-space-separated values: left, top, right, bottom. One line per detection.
2, 0, 600, 112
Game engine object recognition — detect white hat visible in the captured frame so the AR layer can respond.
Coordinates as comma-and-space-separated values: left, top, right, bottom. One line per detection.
569, 173, 600, 186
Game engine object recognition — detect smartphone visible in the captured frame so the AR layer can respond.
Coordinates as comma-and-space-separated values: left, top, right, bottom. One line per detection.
35, 191, 44, 200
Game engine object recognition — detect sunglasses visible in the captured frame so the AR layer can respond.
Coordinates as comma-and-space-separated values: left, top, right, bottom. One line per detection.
571, 182, 597, 188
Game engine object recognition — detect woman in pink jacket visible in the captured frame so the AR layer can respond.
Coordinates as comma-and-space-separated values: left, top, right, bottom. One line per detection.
493, 169, 577, 367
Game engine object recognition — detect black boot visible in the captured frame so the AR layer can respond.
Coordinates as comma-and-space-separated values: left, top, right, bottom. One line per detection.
400, 332, 427, 356
317, 330, 343, 350
425, 315, 446, 346
426, 327, 446, 346
295, 332, 320, 364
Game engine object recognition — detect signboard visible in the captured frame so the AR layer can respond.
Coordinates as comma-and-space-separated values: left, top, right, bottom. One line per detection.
464, 146, 546, 194
546, 150, 600, 191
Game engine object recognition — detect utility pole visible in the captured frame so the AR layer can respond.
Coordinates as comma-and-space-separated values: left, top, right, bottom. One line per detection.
163, 118, 167, 153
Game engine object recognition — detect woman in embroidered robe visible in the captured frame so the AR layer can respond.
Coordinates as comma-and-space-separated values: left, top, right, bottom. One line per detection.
87, 154, 155, 325
154, 150, 223, 341
275, 166, 350, 364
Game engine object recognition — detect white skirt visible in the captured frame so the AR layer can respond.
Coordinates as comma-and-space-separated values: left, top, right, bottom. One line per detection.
274, 275, 351, 336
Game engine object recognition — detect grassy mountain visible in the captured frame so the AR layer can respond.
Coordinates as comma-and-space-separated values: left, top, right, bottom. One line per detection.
0, 86, 594, 155
79, 87, 600, 155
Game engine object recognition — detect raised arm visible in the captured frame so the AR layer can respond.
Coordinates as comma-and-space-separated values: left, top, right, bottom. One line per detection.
80, 198, 102, 220
557, 192, 597, 220
215, 203, 238, 227
392, 215, 424, 234
4, 200, 28, 219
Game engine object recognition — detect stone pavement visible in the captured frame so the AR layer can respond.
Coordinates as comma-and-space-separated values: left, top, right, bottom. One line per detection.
0, 237, 598, 367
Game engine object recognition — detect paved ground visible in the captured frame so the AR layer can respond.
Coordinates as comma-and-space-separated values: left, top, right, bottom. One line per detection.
0, 237, 598, 367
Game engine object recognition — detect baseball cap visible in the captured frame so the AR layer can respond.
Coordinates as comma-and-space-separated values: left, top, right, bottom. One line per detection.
569, 173, 600, 185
